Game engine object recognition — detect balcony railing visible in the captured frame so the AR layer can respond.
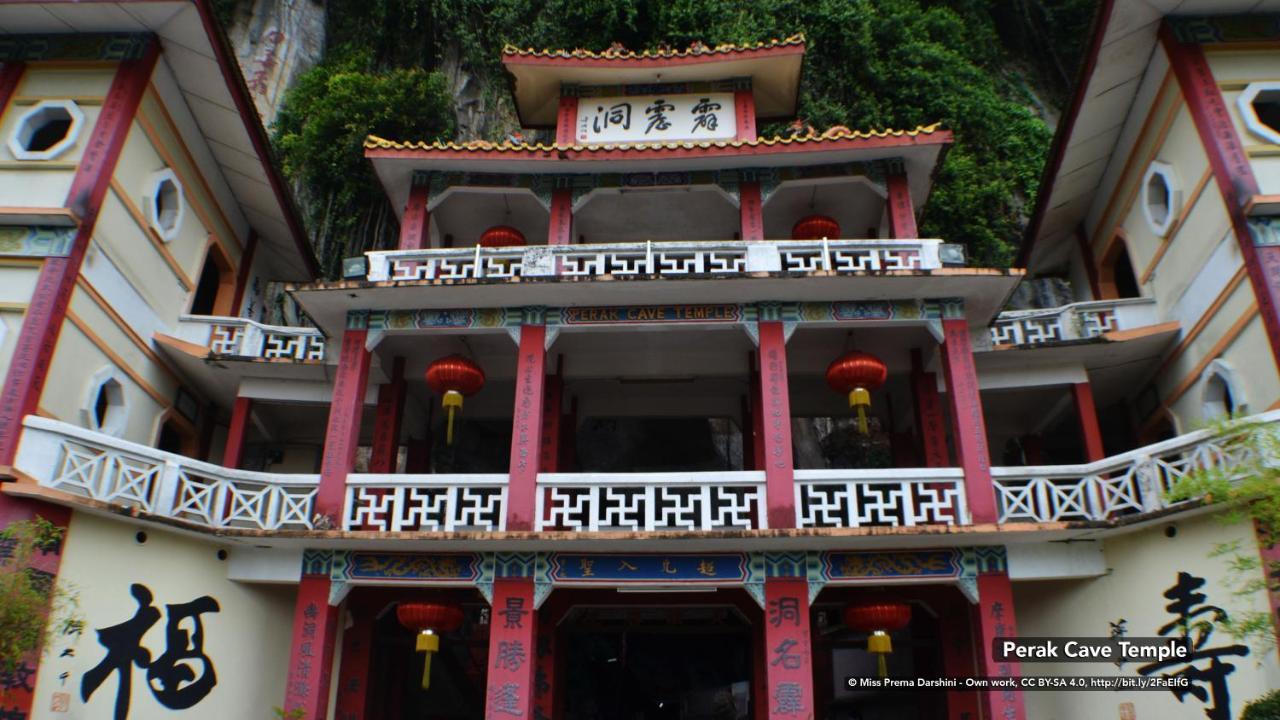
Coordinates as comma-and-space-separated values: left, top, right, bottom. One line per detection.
14, 412, 1277, 534
365, 238, 950, 283
171, 315, 326, 362
989, 298, 1159, 348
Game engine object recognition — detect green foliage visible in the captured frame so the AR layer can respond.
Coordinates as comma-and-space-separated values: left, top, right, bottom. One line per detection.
273, 707, 306, 719
1244, 689, 1280, 720
0, 518, 79, 682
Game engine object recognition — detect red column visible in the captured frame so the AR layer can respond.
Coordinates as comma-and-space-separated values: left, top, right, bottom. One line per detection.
370, 357, 406, 473
229, 230, 258, 315
533, 597, 559, 720
283, 575, 340, 719
763, 578, 813, 720
740, 182, 764, 241
757, 322, 795, 529
334, 605, 375, 719
910, 349, 948, 467
548, 188, 573, 246
539, 357, 563, 473
939, 319, 998, 524
1160, 23, 1280, 368
223, 396, 253, 469
399, 182, 431, 250
0, 41, 158, 468
974, 571, 1027, 720
486, 578, 538, 719
741, 394, 756, 472
317, 328, 372, 524
940, 600, 981, 720
749, 353, 766, 471
0, 63, 25, 113
1070, 381, 1105, 462
885, 173, 917, 239
735, 88, 757, 142
555, 95, 579, 145
508, 325, 546, 530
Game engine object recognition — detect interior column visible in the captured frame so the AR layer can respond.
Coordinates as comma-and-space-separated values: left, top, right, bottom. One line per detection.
762, 577, 814, 719
507, 323, 547, 530
939, 319, 999, 524
910, 349, 948, 467
756, 321, 795, 528
1070, 381, 1105, 462
317, 322, 373, 525
222, 396, 253, 469
740, 181, 764, 241
485, 578, 538, 718
940, 598, 981, 720
333, 600, 375, 719
885, 171, 917, 238
540, 356, 563, 473
398, 177, 431, 250
370, 356, 407, 473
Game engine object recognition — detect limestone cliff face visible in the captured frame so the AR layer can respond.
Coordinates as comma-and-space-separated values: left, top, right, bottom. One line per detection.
224, 0, 326, 126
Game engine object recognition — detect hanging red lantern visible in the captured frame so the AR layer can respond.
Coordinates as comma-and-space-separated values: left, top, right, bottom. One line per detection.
844, 602, 912, 678
397, 603, 466, 689
791, 214, 841, 240
426, 355, 486, 445
826, 351, 888, 435
479, 225, 526, 247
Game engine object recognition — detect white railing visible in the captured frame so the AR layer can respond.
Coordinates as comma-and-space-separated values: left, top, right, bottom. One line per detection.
14, 417, 317, 530
989, 298, 1159, 347
344, 474, 508, 531
536, 472, 768, 531
172, 315, 326, 362
794, 468, 970, 528
993, 410, 1280, 523
366, 239, 945, 283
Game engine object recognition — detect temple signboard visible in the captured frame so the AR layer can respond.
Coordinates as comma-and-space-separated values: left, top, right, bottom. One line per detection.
577, 92, 737, 144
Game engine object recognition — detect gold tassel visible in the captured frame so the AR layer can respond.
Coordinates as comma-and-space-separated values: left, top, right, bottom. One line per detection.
416, 631, 440, 689
848, 388, 871, 435
868, 630, 892, 678
442, 390, 463, 445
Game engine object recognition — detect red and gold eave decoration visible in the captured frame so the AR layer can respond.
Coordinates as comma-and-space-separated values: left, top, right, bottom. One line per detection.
792, 214, 840, 240
426, 355, 485, 445
826, 351, 887, 435
479, 225, 526, 247
397, 603, 465, 689
844, 602, 912, 678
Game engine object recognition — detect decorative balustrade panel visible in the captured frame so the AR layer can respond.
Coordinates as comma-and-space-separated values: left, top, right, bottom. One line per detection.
344, 478, 507, 532
208, 324, 243, 355
990, 299, 1157, 348
794, 474, 968, 528
537, 474, 766, 531
262, 332, 325, 361
198, 317, 325, 362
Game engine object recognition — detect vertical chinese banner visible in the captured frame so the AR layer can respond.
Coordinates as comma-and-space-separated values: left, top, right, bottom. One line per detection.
507, 326, 546, 531
283, 576, 339, 719
975, 572, 1026, 720
485, 578, 538, 720
757, 322, 796, 528
763, 578, 814, 720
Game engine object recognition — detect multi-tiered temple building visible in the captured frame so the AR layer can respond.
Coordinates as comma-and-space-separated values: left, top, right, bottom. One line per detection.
1, 1, 1280, 719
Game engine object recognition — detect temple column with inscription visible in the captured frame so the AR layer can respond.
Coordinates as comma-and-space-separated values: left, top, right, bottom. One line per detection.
540, 356, 563, 474
556, 92, 579, 145
1070, 381, 1105, 463
222, 396, 253, 469
485, 577, 539, 720
973, 557, 1027, 720
940, 599, 981, 720
334, 600, 375, 720
399, 176, 431, 250
756, 321, 795, 529
885, 170, 917, 238
740, 181, 764, 241
507, 322, 547, 530
548, 187, 573, 246
283, 570, 341, 719
939, 319, 998, 524
762, 576, 814, 720
910, 349, 948, 467
370, 357, 407, 473
317, 320, 373, 526
734, 82, 757, 142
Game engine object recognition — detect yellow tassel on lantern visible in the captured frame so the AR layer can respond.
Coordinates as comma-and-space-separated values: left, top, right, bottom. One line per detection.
868, 630, 892, 678
416, 630, 440, 689
442, 390, 464, 445
848, 387, 871, 435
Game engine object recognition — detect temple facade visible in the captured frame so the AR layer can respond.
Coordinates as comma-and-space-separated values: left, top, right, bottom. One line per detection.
1, 1, 1280, 719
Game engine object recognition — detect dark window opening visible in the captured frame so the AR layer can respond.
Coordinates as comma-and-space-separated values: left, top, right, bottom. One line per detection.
157, 420, 185, 454
26, 116, 72, 152
1253, 93, 1280, 135
94, 385, 111, 427
1109, 245, 1141, 299
190, 255, 223, 316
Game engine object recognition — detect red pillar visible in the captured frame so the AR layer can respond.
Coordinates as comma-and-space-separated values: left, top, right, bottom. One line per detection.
0, 63, 25, 114
740, 182, 764, 241
1070, 381, 1105, 462
1160, 23, 1280, 368
885, 173, 917, 239
735, 88, 757, 142
508, 325, 546, 531
548, 188, 573, 246
283, 575, 340, 719
939, 319, 998, 524
317, 328, 372, 525
540, 357, 563, 473
940, 600, 981, 720
533, 596, 560, 720
334, 604, 375, 719
0, 41, 158, 468
974, 571, 1027, 720
399, 181, 431, 250
229, 230, 258, 315
763, 578, 814, 719
223, 396, 253, 469
910, 349, 948, 467
757, 322, 795, 529
485, 578, 538, 719
741, 394, 756, 472
749, 353, 766, 472
370, 357, 406, 473
555, 95, 579, 145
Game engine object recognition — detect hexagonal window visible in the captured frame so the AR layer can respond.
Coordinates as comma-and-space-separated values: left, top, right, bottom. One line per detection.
147, 169, 185, 242
1239, 82, 1280, 145
1142, 162, 1180, 237
83, 367, 128, 437
8, 100, 85, 160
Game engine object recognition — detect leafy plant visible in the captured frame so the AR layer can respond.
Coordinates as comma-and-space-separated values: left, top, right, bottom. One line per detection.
273, 707, 306, 719
1244, 688, 1280, 720
0, 518, 80, 683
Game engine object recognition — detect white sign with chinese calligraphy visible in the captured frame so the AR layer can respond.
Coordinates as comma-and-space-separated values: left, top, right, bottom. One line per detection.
577, 93, 737, 144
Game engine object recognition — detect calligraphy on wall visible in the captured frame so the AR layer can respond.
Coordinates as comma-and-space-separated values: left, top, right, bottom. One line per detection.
577, 93, 737, 144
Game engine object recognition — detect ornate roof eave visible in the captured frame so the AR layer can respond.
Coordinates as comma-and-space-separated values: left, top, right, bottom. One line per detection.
501, 34, 806, 65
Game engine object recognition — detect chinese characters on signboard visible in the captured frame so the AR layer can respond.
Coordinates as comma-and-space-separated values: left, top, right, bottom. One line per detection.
577, 93, 737, 144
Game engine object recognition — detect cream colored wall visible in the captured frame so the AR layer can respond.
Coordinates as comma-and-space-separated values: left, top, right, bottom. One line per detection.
31, 512, 295, 720
1208, 48, 1280, 197
1018, 514, 1280, 720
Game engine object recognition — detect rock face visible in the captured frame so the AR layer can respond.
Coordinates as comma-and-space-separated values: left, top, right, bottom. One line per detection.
224, 0, 326, 126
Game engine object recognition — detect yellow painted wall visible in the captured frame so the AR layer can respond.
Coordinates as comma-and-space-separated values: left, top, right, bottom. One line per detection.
30, 512, 295, 720
1018, 514, 1280, 720
1209, 48, 1280, 196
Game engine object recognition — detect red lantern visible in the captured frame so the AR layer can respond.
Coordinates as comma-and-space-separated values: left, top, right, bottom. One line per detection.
825, 351, 888, 435
844, 602, 912, 677
426, 355, 486, 445
397, 603, 465, 689
479, 225, 526, 247
791, 214, 841, 240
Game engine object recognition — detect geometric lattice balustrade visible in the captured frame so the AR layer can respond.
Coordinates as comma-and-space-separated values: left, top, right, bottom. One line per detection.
344, 474, 508, 531
794, 468, 970, 527
536, 472, 768, 531
177, 315, 326, 361
989, 298, 1159, 348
